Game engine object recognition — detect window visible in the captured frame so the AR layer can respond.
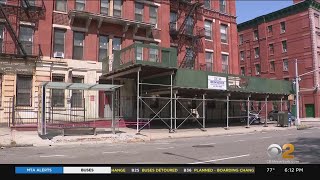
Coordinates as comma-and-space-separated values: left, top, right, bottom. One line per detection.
186, 48, 194, 69
315, 14, 320, 28
149, 43, 159, 62
75, 0, 85, 11
280, 22, 286, 33
204, 20, 212, 40
170, 12, 177, 31
55, 0, 67, 12
186, 17, 193, 35
19, 26, 33, 55
240, 51, 245, 61
253, 30, 259, 41
0, 25, 4, 53
52, 75, 65, 107
254, 47, 259, 58
222, 54, 228, 73
239, 34, 243, 45
269, 44, 274, 55
16, 75, 32, 106
99, 35, 108, 62
267, 25, 273, 35
270, 61, 275, 72
135, 41, 143, 61
112, 37, 121, 54
113, 0, 122, 17
0, 0, 6, 4
282, 40, 287, 52
73, 32, 84, 60
283, 59, 289, 71
220, 24, 228, 43
205, 52, 213, 71
204, 0, 210, 9
219, 0, 226, 13
135, 3, 144, 22
53, 29, 65, 56
71, 77, 84, 108
150, 6, 158, 27
101, 0, 109, 15
240, 67, 245, 76
255, 64, 261, 75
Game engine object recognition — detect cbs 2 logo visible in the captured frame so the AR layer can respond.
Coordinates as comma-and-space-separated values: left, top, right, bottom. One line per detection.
267, 144, 294, 159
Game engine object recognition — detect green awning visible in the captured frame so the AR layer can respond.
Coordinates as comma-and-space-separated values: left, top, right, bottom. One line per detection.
39, 82, 121, 91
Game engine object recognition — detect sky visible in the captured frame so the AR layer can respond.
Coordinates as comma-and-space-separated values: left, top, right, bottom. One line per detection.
236, 0, 294, 23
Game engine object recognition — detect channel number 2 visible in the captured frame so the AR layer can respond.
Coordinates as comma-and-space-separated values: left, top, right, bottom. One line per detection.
282, 144, 294, 159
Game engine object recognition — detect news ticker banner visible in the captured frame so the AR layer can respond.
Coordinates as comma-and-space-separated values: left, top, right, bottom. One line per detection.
15, 166, 255, 174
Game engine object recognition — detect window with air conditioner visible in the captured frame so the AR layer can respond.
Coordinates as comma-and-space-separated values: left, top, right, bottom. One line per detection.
282, 40, 287, 52
255, 64, 261, 75
283, 59, 289, 71
53, 29, 65, 58
254, 47, 260, 58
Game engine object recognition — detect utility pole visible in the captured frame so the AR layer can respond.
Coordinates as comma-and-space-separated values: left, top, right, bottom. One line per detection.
295, 59, 300, 125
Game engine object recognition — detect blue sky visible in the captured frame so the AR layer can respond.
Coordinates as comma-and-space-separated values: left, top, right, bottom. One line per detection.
236, 0, 294, 23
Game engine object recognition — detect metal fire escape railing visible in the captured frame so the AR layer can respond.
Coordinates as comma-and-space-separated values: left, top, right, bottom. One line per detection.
0, 0, 45, 59
169, 0, 205, 69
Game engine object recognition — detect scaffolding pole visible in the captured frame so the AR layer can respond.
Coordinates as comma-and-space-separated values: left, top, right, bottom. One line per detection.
174, 93, 177, 131
280, 97, 283, 111
202, 94, 206, 130
111, 78, 115, 134
170, 73, 173, 133
264, 95, 269, 127
225, 94, 230, 130
136, 70, 140, 134
246, 95, 251, 128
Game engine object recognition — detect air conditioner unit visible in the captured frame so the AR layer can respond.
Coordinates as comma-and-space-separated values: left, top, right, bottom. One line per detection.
54, 52, 64, 58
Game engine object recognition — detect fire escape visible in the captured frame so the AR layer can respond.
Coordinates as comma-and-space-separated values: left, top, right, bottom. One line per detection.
0, 0, 45, 60
169, 0, 205, 69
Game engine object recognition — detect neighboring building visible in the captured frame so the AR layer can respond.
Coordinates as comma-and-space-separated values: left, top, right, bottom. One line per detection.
0, 0, 238, 126
238, 0, 320, 118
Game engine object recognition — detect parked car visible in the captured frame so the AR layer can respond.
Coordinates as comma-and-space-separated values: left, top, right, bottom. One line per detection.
268, 110, 279, 121
268, 110, 296, 122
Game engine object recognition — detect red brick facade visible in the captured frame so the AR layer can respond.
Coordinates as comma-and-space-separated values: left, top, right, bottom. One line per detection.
238, 1, 320, 118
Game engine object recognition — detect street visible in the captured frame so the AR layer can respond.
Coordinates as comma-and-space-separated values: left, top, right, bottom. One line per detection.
1, 127, 320, 164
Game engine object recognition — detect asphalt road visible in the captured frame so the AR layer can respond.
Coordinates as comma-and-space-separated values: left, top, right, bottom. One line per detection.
1, 127, 320, 164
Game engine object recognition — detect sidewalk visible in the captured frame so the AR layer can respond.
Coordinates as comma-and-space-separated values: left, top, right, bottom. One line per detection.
0, 124, 298, 147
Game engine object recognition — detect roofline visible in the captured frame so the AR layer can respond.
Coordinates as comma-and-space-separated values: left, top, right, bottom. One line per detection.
237, 0, 319, 31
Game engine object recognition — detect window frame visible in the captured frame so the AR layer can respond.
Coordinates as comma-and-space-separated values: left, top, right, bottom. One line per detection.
269, 43, 274, 55
19, 25, 34, 55
270, 61, 275, 73
205, 51, 213, 71
221, 54, 229, 74
219, 0, 226, 13
16, 75, 32, 107
113, 0, 122, 17
135, 2, 144, 22
283, 59, 289, 71
149, 6, 158, 27
204, 20, 212, 40
55, 0, 67, 12
220, 24, 228, 43
73, 32, 85, 60
282, 40, 287, 52
100, 0, 109, 15
53, 28, 65, 56
98, 35, 108, 62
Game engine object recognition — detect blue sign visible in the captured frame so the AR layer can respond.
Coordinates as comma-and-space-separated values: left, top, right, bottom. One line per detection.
15, 167, 63, 174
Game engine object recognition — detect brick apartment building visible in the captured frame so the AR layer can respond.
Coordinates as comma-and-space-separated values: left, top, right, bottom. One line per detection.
0, 0, 238, 126
238, 0, 320, 118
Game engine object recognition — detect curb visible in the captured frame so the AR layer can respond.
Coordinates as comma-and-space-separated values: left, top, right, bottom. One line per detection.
0, 144, 33, 148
